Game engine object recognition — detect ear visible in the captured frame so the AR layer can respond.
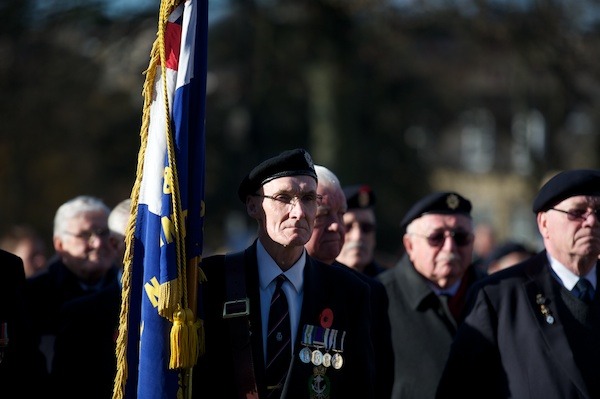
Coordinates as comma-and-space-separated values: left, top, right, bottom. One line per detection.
53, 235, 64, 252
536, 212, 548, 238
403, 233, 413, 254
247, 198, 259, 218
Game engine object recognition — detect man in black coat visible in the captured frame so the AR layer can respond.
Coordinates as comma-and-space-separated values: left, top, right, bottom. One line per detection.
26, 195, 121, 399
305, 165, 394, 399
193, 149, 375, 399
436, 169, 600, 399
0, 249, 48, 398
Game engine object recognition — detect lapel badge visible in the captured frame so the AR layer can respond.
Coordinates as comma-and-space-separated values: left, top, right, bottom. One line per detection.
309, 365, 330, 399
536, 293, 554, 325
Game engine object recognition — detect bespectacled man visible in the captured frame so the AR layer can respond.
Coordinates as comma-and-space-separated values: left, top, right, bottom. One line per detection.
377, 191, 485, 399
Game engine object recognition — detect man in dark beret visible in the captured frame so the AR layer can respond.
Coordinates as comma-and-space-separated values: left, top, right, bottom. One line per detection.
377, 191, 485, 399
194, 149, 376, 399
437, 169, 600, 399
335, 184, 387, 277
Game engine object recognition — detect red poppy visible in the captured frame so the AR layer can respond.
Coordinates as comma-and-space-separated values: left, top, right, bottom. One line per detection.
319, 308, 333, 328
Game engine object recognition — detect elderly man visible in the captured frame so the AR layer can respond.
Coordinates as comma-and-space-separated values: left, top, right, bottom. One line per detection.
436, 169, 600, 399
194, 149, 375, 399
378, 191, 484, 399
304, 166, 394, 399
26, 195, 121, 399
335, 184, 386, 277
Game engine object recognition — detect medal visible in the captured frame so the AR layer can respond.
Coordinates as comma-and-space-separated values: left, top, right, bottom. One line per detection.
331, 352, 343, 370
311, 349, 323, 366
536, 293, 555, 325
299, 347, 312, 363
322, 352, 332, 368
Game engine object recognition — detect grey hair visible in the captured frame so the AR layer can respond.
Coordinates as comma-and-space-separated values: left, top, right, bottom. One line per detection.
314, 165, 342, 190
53, 195, 111, 237
108, 199, 132, 236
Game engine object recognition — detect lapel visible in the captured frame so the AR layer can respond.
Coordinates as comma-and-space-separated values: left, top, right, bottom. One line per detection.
394, 255, 433, 311
241, 243, 268, 388
297, 256, 328, 325
522, 251, 589, 395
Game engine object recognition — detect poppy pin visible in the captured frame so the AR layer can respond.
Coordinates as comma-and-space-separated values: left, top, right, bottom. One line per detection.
319, 308, 333, 328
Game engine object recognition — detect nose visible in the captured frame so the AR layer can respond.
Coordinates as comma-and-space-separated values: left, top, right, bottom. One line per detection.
441, 233, 457, 249
288, 200, 307, 217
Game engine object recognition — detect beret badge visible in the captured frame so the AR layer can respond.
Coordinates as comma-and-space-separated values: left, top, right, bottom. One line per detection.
446, 194, 460, 210
358, 191, 370, 208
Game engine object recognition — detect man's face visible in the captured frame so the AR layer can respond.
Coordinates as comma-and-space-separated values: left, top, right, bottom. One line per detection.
336, 208, 376, 270
404, 213, 474, 289
251, 175, 319, 248
54, 211, 116, 283
305, 182, 347, 264
537, 195, 600, 273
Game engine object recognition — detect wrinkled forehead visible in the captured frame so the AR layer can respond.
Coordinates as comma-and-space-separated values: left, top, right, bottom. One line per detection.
261, 175, 318, 193
411, 213, 473, 231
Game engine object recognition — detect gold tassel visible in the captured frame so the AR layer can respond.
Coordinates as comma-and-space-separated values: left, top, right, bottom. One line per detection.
169, 308, 188, 369
170, 307, 202, 369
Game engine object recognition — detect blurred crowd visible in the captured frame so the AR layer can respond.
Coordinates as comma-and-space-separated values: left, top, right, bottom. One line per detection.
1, 157, 598, 399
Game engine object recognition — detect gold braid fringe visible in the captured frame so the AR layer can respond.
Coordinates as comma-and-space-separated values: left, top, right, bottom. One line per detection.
112, 0, 201, 398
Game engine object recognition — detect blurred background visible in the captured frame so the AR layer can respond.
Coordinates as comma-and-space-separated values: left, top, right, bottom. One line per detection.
2, 0, 600, 267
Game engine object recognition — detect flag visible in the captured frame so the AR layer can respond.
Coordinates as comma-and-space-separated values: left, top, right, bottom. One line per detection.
113, 0, 208, 398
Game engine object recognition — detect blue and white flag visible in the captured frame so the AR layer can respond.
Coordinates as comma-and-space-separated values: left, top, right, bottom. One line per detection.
113, 0, 208, 398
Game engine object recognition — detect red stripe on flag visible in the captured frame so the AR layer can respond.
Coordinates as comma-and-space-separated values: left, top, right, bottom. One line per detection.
165, 20, 182, 70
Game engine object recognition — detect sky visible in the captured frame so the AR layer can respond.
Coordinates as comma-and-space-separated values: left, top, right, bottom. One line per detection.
105, 0, 229, 22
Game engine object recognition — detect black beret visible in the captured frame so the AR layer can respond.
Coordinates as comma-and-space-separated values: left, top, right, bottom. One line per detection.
344, 184, 376, 209
237, 148, 317, 202
400, 191, 472, 231
532, 169, 600, 213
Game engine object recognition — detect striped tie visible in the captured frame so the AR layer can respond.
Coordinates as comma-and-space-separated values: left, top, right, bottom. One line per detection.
266, 274, 291, 397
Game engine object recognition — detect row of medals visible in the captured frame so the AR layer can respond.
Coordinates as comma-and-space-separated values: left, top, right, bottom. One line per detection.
299, 346, 344, 369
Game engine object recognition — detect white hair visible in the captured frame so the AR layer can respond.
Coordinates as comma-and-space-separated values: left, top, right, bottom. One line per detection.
314, 165, 342, 190
53, 195, 110, 237
108, 198, 132, 236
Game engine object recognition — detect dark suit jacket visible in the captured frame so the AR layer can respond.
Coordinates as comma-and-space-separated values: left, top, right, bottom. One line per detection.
0, 249, 48, 398
193, 241, 375, 398
333, 260, 394, 399
26, 255, 121, 399
436, 251, 600, 399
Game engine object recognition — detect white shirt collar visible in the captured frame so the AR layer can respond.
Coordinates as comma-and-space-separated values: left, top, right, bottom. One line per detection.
547, 252, 597, 290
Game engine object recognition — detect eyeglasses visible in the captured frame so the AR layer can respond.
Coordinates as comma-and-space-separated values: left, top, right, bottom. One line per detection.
345, 222, 376, 234
64, 228, 110, 244
252, 193, 322, 208
549, 208, 600, 221
411, 230, 474, 247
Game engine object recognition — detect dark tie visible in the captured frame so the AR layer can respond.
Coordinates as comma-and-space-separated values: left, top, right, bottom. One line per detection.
572, 278, 595, 304
266, 274, 291, 397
